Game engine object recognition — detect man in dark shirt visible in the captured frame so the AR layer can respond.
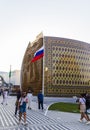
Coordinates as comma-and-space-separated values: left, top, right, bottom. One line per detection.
84, 93, 90, 124
15, 89, 22, 117
37, 90, 44, 110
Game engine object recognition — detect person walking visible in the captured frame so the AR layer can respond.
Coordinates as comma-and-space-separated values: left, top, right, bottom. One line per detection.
15, 89, 22, 117
1, 89, 8, 105
84, 93, 90, 124
37, 90, 44, 110
27, 90, 33, 109
1, 89, 4, 104
18, 92, 28, 125
78, 93, 89, 123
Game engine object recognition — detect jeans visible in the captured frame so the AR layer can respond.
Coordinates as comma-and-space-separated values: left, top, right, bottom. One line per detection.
38, 101, 43, 110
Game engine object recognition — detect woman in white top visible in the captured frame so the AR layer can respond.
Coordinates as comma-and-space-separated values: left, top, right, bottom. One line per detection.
27, 90, 33, 109
79, 93, 89, 122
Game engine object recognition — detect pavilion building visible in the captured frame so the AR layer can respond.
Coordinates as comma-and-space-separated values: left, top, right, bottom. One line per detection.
21, 33, 90, 96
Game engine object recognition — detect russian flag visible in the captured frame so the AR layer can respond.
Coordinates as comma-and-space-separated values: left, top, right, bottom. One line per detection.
31, 46, 44, 62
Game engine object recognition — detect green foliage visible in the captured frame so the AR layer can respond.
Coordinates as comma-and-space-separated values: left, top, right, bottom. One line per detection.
48, 102, 79, 113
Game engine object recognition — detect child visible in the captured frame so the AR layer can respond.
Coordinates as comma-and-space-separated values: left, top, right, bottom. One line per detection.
18, 92, 28, 125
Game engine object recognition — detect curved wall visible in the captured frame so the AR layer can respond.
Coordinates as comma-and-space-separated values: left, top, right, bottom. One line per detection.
21, 36, 43, 95
21, 35, 90, 96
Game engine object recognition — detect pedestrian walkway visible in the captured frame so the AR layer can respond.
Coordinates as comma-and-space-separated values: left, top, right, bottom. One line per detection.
0, 96, 90, 130
47, 111, 90, 130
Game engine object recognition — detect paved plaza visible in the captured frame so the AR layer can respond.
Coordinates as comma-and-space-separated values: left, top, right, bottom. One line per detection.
0, 96, 90, 130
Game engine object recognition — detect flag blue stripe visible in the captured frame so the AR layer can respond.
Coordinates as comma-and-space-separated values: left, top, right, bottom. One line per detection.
35, 49, 44, 57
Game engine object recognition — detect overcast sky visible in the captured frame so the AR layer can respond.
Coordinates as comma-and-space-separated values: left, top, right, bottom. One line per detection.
0, 0, 90, 72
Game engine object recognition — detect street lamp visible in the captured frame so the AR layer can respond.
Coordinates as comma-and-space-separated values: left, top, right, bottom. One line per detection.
45, 67, 48, 72
45, 67, 48, 96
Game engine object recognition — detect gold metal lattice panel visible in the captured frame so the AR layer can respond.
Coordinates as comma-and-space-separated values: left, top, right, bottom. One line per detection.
45, 38, 90, 88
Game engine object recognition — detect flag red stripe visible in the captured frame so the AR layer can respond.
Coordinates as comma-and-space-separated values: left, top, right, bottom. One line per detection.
31, 53, 44, 62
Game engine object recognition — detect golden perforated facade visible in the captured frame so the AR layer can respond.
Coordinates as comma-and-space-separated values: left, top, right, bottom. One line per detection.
21, 34, 90, 96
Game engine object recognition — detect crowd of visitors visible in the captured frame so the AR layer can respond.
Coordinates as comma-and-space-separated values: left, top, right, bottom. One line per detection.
1, 88, 90, 126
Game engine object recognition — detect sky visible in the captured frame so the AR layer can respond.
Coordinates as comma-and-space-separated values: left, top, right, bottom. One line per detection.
0, 0, 90, 72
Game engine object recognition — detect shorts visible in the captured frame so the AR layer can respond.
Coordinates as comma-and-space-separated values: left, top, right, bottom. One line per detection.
19, 106, 26, 113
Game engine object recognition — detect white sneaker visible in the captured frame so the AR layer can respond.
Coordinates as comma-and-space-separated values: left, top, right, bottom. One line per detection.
86, 121, 90, 125
78, 119, 83, 122
24, 122, 28, 126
